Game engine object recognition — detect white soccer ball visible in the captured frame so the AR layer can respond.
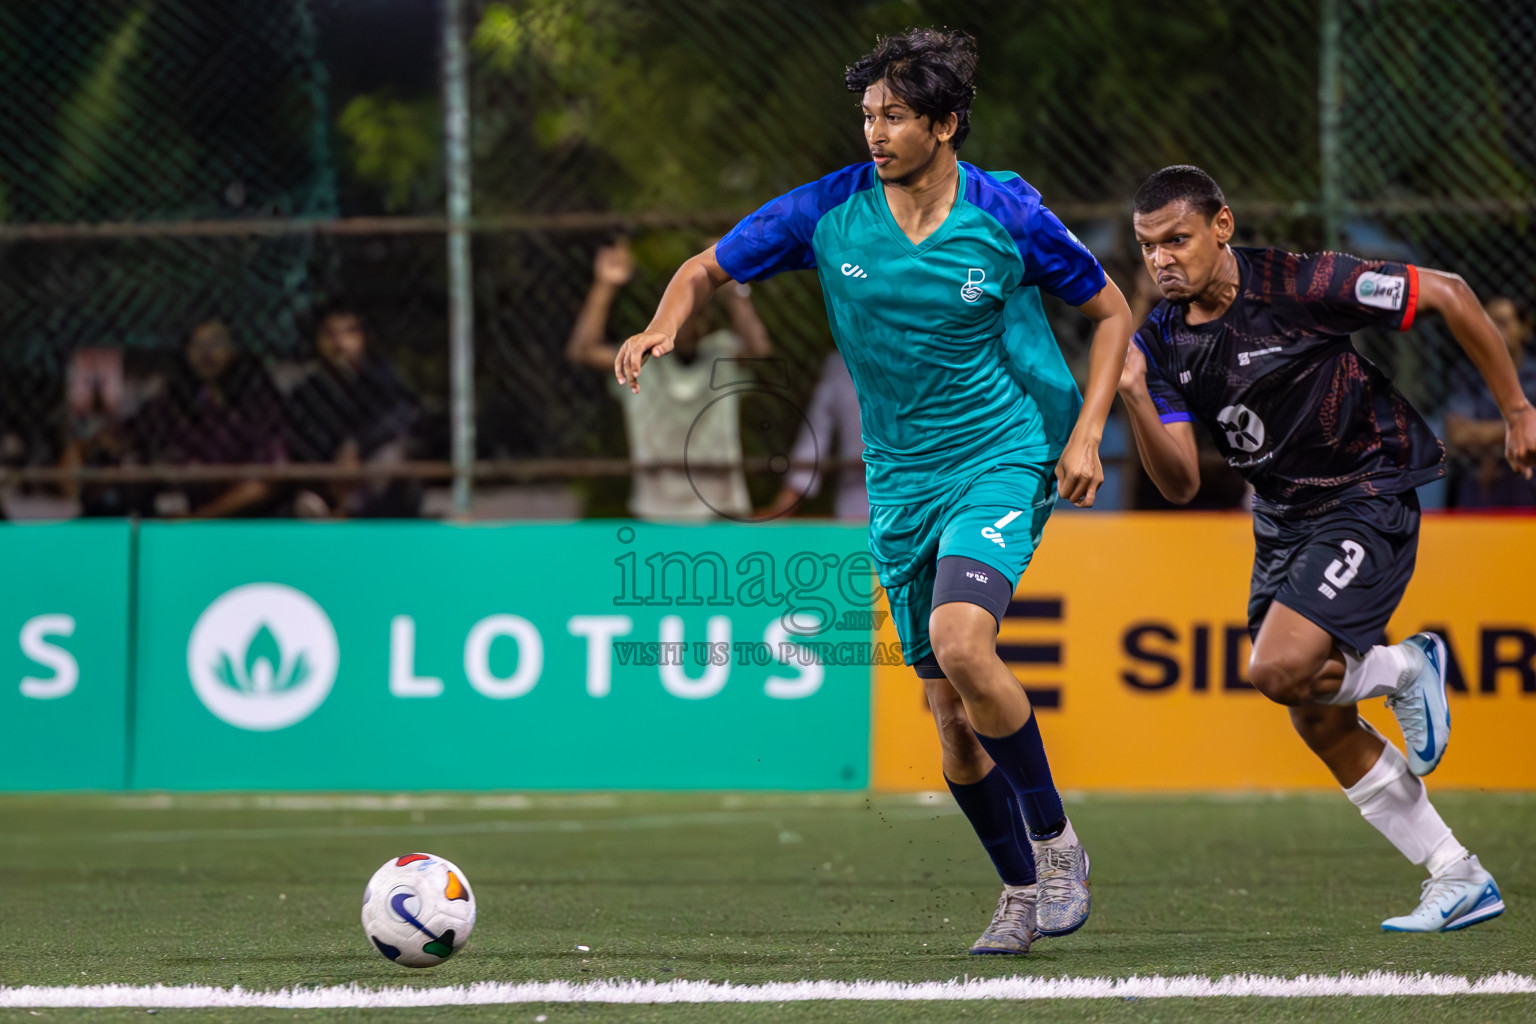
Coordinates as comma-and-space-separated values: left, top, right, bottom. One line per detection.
361, 852, 477, 968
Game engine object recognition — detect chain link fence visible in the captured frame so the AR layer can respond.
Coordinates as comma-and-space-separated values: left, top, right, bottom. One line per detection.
2, 0, 1533, 518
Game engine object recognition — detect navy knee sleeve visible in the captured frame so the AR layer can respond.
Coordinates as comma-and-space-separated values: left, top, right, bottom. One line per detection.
932, 555, 1014, 627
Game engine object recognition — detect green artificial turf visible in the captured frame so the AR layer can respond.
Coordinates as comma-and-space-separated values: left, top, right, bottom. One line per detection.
0, 791, 1531, 1022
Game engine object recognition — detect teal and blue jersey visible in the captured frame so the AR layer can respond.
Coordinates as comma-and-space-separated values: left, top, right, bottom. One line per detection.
715, 161, 1105, 505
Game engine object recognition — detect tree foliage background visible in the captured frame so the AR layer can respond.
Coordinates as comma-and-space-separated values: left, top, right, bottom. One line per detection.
1, 0, 1533, 506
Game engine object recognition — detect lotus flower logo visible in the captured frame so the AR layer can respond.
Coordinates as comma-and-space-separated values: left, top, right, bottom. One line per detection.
188, 584, 339, 731
213, 623, 311, 695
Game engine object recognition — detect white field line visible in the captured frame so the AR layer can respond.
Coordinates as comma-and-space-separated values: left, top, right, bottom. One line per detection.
1, 974, 1533, 1008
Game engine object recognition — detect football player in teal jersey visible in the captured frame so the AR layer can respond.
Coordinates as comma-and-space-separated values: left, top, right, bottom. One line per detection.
617, 28, 1132, 953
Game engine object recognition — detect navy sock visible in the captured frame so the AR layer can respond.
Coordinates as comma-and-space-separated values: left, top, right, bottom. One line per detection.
972, 714, 1067, 842
946, 769, 1036, 887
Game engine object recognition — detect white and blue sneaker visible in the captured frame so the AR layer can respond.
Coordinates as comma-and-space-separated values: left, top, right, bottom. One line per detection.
1386, 633, 1451, 776
1382, 854, 1505, 933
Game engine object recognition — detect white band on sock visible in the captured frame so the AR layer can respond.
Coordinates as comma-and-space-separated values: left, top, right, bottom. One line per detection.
1319, 643, 1412, 706
1343, 742, 1465, 872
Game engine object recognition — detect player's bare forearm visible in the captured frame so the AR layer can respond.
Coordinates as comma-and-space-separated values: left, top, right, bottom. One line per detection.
616, 246, 734, 390
1073, 280, 1134, 439
1127, 400, 1200, 504
1416, 269, 1536, 475
1117, 344, 1200, 503
1121, 389, 1200, 504
1418, 270, 1532, 419
647, 246, 734, 339
1055, 280, 1134, 506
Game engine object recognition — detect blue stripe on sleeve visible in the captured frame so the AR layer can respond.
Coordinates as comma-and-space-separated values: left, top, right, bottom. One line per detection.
964, 165, 1106, 306
715, 164, 875, 283
1134, 324, 1191, 421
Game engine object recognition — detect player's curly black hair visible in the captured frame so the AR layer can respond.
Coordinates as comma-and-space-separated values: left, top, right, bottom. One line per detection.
845, 28, 979, 152
1134, 165, 1228, 220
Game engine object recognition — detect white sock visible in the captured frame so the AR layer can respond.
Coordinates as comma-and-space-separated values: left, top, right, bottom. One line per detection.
1004, 882, 1036, 894
1344, 742, 1466, 875
1318, 643, 1415, 706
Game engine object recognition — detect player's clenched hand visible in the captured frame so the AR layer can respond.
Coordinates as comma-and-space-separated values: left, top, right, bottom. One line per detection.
615, 330, 674, 393
1055, 431, 1103, 508
1506, 405, 1536, 479
1117, 342, 1148, 397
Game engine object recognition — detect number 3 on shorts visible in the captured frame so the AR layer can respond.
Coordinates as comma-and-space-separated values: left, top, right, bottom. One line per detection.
1324, 539, 1365, 590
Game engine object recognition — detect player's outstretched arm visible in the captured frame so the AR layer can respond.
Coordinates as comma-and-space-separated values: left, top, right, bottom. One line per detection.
1056, 279, 1134, 507
1416, 269, 1536, 478
615, 244, 735, 393
1117, 344, 1200, 504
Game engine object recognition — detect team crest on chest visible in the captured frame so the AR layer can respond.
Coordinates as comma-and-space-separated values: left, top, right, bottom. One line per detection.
1216, 403, 1267, 453
961, 268, 985, 302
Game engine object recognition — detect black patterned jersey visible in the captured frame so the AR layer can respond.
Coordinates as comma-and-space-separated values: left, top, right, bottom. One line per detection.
1133, 246, 1445, 518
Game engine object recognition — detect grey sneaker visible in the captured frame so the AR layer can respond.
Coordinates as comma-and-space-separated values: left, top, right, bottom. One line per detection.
969, 885, 1040, 955
1034, 840, 1091, 936
1387, 633, 1450, 776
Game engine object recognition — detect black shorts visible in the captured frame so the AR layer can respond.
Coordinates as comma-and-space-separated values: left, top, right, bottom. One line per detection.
1248, 491, 1420, 656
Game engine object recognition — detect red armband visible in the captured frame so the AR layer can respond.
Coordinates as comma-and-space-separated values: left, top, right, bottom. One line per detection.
1400, 265, 1420, 331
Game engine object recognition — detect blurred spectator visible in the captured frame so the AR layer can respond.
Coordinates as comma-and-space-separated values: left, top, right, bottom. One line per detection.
566, 238, 772, 521
1444, 296, 1536, 509
130, 318, 287, 518
58, 348, 136, 516
761, 350, 867, 520
0, 361, 66, 520
0, 363, 60, 470
286, 304, 422, 517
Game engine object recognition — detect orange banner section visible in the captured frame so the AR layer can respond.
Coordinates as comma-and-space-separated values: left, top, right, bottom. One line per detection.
872, 514, 1536, 791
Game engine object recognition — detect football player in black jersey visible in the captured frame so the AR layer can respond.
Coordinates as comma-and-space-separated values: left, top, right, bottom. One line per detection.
1119, 165, 1536, 933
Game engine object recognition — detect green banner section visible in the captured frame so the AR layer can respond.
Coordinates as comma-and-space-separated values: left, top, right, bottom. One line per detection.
133, 522, 876, 790
0, 522, 131, 790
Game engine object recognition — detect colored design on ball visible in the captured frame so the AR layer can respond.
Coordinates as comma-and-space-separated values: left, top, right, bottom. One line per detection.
396, 853, 430, 866
422, 930, 458, 960
389, 889, 430, 933
445, 871, 468, 902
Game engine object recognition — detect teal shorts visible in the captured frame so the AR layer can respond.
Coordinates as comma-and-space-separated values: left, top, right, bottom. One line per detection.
869, 462, 1058, 665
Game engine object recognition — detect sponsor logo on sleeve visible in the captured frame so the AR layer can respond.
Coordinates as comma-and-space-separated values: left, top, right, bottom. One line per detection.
1355, 271, 1406, 311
